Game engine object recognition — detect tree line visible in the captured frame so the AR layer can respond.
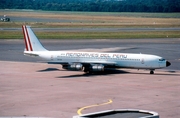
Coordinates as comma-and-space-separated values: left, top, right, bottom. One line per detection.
1, 0, 180, 12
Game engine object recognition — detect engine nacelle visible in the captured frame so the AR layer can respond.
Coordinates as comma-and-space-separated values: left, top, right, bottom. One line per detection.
91, 64, 104, 72
62, 63, 83, 71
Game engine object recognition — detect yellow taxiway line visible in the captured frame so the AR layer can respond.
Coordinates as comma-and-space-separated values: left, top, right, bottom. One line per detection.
77, 99, 113, 115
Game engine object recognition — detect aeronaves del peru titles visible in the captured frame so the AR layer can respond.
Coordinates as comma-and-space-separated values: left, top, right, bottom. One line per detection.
65, 53, 127, 59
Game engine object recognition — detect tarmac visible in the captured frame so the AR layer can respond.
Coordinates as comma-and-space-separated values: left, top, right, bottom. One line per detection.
0, 38, 180, 117
1, 27, 180, 32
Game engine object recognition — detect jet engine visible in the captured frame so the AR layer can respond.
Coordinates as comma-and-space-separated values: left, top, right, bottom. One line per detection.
62, 63, 83, 71
91, 64, 104, 71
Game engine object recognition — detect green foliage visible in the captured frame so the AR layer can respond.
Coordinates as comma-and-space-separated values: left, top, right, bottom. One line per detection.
0, 0, 180, 12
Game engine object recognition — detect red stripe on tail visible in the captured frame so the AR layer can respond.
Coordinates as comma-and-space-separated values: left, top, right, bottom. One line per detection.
22, 25, 29, 51
25, 26, 33, 51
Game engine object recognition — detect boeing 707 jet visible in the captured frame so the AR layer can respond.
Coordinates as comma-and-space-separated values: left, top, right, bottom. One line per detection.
22, 25, 171, 74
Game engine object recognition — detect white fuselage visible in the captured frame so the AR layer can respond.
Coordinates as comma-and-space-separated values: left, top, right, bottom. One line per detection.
24, 51, 167, 69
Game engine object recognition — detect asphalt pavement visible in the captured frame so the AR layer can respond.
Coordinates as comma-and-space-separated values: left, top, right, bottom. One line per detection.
0, 38, 179, 71
1, 27, 180, 32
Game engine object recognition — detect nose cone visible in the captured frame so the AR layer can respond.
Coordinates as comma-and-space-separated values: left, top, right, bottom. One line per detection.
166, 61, 171, 67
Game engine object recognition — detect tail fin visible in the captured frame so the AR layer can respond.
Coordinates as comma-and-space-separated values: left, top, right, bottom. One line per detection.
22, 25, 47, 51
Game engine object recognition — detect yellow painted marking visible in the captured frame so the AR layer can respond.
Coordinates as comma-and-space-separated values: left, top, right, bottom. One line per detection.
77, 99, 113, 115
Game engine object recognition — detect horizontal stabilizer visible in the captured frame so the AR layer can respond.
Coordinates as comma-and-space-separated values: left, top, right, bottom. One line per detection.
24, 52, 39, 57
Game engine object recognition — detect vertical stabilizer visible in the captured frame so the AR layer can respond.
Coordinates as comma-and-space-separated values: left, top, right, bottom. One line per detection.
22, 25, 47, 51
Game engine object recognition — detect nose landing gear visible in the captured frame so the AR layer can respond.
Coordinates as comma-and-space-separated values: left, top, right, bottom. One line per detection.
150, 70, 154, 74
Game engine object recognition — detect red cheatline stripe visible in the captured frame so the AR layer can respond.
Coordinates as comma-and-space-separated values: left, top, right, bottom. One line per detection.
25, 26, 33, 51
22, 25, 29, 51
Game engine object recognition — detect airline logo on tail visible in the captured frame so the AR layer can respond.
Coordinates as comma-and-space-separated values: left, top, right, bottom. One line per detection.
22, 25, 33, 51
22, 25, 47, 52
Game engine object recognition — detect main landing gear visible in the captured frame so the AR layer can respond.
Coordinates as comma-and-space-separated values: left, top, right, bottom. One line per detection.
150, 70, 154, 74
83, 67, 92, 74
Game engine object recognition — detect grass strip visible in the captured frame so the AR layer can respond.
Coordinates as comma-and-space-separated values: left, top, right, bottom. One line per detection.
0, 31, 180, 39
0, 22, 180, 28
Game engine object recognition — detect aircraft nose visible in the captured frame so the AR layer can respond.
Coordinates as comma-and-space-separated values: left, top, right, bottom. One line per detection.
166, 61, 171, 67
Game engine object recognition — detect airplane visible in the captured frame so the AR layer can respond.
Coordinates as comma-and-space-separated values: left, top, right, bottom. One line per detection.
22, 25, 171, 74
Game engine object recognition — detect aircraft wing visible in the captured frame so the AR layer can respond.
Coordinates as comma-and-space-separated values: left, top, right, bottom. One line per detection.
48, 61, 117, 67
81, 61, 116, 65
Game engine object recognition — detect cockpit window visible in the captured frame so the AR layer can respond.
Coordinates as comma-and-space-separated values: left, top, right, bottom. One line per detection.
159, 58, 165, 61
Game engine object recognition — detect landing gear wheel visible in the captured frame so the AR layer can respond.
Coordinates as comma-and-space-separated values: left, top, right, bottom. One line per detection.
84, 67, 91, 74
150, 70, 154, 74
84, 69, 89, 73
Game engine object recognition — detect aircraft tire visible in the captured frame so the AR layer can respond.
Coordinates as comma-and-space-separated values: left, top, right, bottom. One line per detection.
150, 70, 154, 74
